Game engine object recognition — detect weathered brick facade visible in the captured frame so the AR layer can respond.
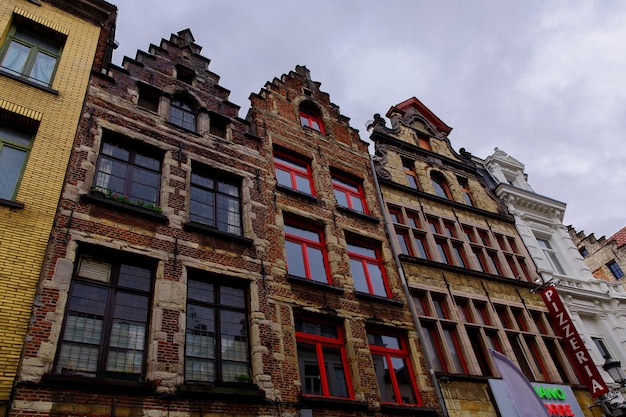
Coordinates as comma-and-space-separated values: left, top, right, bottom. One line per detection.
247, 66, 441, 416
369, 98, 595, 416
12, 30, 274, 417
569, 226, 626, 286
0, 1, 115, 413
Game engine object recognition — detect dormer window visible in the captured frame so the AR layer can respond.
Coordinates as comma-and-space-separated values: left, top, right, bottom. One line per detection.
209, 112, 229, 138
169, 97, 196, 131
299, 106, 324, 133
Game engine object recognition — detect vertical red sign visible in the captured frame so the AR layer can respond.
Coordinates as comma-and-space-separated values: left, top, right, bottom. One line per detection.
540, 286, 608, 398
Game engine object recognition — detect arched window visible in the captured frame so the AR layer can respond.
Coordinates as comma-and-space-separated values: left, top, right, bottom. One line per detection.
299, 105, 324, 133
169, 97, 196, 131
431, 171, 451, 199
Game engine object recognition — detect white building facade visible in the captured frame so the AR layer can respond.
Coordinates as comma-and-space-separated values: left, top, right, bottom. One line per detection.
482, 148, 626, 410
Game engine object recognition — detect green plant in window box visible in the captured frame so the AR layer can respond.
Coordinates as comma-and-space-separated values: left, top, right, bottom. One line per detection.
234, 374, 252, 384
90, 186, 162, 214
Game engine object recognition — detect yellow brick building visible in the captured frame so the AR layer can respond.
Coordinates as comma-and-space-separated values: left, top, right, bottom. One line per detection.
0, 1, 116, 413
369, 98, 596, 416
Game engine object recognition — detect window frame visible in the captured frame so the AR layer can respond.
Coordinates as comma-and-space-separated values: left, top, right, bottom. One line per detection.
457, 177, 474, 207
93, 134, 162, 206
295, 317, 353, 399
273, 151, 316, 196
537, 238, 566, 275
347, 239, 390, 298
185, 273, 249, 384
169, 97, 197, 131
0, 24, 64, 87
607, 261, 624, 279
367, 331, 422, 406
430, 171, 452, 200
299, 107, 325, 133
284, 219, 332, 284
0, 123, 34, 201
54, 252, 154, 380
189, 165, 242, 236
402, 158, 420, 190
332, 173, 368, 214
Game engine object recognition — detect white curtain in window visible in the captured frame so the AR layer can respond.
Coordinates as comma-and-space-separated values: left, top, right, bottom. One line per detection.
30, 51, 56, 84
1, 41, 29, 73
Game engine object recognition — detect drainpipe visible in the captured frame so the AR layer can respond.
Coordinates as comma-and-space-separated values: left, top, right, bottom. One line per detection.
369, 154, 449, 417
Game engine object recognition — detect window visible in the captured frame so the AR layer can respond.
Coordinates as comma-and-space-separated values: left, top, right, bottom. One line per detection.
430, 171, 451, 199
94, 135, 161, 206
284, 220, 331, 283
299, 106, 324, 133
55, 253, 152, 379
395, 229, 413, 256
607, 261, 624, 279
457, 177, 474, 206
190, 167, 241, 235
209, 113, 229, 138
0, 123, 33, 200
176, 64, 195, 85
579, 247, 589, 257
0, 24, 64, 86
137, 84, 160, 112
537, 238, 566, 275
402, 158, 420, 190
169, 97, 196, 131
296, 318, 352, 398
274, 152, 315, 195
368, 332, 421, 405
416, 135, 431, 151
414, 292, 468, 374
185, 275, 248, 383
332, 174, 368, 214
592, 337, 613, 360
348, 240, 390, 297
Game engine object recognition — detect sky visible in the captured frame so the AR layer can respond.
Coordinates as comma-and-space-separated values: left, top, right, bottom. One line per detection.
112, 1, 626, 239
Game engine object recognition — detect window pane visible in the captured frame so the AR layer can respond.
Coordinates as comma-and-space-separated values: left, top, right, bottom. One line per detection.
334, 189, 348, 207
298, 342, 322, 395
118, 264, 151, 291
275, 168, 292, 187
350, 259, 369, 293
391, 356, 418, 404
295, 175, 312, 194
0, 146, 27, 199
286, 241, 307, 278
1, 41, 30, 74
30, 51, 56, 84
285, 224, 321, 243
220, 286, 245, 308
367, 263, 387, 297
322, 346, 349, 398
306, 247, 328, 283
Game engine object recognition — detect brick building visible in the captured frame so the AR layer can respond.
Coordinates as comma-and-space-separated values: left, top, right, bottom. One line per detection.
0, 0, 116, 413
247, 66, 441, 416
368, 98, 596, 416
12, 30, 273, 417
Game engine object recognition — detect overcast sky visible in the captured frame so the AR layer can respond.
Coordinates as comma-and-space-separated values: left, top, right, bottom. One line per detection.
112, 1, 626, 239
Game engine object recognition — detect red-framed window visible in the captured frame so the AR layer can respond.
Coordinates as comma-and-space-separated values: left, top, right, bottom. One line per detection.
430, 171, 452, 199
388, 206, 404, 224
284, 220, 331, 283
475, 303, 491, 326
473, 248, 488, 272
402, 158, 420, 190
414, 234, 430, 260
299, 107, 325, 133
332, 174, 368, 214
442, 326, 469, 374
295, 318, 352, 399
417, 136, 432, 151
406, 211, 421, 229
486, 251, 503, 275
273, 152, 315, 195
368, 331, 422, 406
452, 243, 468, 268
347, 241, 390, 297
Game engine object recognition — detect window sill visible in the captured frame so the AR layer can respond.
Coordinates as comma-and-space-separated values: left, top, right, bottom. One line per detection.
336, 206, 380, 224
0, 198, 24, 209
0, 69, 59, 95
178, 382, 265, 402
184, 221, 253, 245
355, 291, 404, 306
41, 373, 156, 394
82, 192, 168, 223
287, 275, 344, 294
381, 403, 439, 416
300, 395, 368, 411
276, 185, 320, 203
